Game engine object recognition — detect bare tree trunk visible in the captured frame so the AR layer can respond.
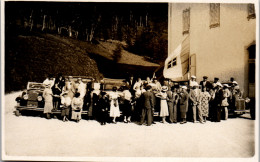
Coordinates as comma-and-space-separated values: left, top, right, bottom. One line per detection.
68, 26, 72, 37
57, 27, 61, 34
145, 13, 148, 27
29, 10, 33, 31
42, 15, 47, 31
86, 28, 89, 41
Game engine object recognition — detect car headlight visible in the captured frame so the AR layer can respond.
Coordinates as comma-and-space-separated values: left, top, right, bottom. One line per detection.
23, 94, 28, 100
245, 97, 250, 103
37, 96, 43, 101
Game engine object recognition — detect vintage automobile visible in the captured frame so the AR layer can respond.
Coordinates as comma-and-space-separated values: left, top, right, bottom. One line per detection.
100, 78, 126, 115
220, 82, 253, 118
15, 76, 95, 117
15, 82, 46, 116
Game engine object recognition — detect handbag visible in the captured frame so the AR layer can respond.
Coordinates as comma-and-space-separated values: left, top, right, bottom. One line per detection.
221, 98, 229, 106
113, 99, 118, 107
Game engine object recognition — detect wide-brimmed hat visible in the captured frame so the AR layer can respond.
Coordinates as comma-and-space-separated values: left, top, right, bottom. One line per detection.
216, 82, 223, 87
161, 86, 168, 91
181, 86, 187, 89
203, 76, 208, 79
232, 81, 238, 85
191, 75, 196, 79
223, 84, 230, 88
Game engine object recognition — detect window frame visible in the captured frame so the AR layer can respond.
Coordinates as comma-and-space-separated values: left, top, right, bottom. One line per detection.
182, 8, 190, 35
209, 3, 220, 29
247, 4, 256, 20
167, 57, 177, 69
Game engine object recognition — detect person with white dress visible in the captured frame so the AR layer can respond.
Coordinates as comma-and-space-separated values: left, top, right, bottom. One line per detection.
156, 86, 169, 123
109, 87, 120, 123
71, 93, 83, 123
43, 84, 53, 119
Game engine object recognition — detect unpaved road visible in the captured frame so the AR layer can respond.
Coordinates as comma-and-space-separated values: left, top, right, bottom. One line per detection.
2, 91, 255, 159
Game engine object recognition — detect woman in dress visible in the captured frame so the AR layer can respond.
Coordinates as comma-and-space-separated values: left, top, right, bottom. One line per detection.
43, 84, 53, 119
200, 87, 211, 122
71, 92, 83, 123
109, 87, 120, 123
222, 84, 230, 120
122, 86, 132, 123
52, 83, 62, 111
156, 86, 169, 123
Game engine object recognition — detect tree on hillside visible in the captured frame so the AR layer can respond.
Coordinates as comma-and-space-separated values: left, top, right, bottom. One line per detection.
112, 44, 122, 62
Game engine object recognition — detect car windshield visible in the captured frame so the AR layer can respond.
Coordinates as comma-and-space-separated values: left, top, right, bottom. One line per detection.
103, 78, 125, 91
27, 83, 45, 90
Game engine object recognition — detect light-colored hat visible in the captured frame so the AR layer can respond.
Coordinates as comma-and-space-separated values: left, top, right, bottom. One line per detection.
68, 76, 73, 78
161, 86, 168, 91
216, 82, 223, 87
77, 78, 82, 81
191, 75, 196, 79
223, 84, 230, 88
232, 81, 238, 85
181, 86, 187, 89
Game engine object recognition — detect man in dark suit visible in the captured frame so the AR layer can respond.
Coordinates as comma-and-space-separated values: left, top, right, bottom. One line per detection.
200, 76, 211, 91
179, 86, 189, 124
140, 85, 154, 126
167, 86, 179, 123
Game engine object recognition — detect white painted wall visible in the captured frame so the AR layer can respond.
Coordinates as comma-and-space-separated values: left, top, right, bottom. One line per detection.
169, 3, 256, 97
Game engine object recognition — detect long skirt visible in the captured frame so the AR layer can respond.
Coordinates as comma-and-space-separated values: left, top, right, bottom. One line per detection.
44, 101, 53, 113
71, 110, 82, 120
160, 100, 169, 117
61, 107, 70, 117
110, 100, 120, 117
122, 100, 132, 117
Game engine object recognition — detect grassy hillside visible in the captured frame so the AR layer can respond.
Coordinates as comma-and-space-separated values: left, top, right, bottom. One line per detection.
5, 32, 103, 93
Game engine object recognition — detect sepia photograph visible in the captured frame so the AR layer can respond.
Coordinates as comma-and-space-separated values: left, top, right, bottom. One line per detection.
1, 0, 258, 161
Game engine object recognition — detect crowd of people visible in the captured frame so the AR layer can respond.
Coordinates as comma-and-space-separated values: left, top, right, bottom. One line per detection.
41, 73, 243, 126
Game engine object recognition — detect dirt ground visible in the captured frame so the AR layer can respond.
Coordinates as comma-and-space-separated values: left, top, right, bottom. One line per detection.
2, 91, 256, 160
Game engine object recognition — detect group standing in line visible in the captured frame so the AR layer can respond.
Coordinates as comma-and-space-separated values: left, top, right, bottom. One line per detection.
41, 73, 242, 125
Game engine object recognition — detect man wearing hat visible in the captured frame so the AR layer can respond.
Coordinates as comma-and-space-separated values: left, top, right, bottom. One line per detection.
189, 75, 198, 88
212, 77, 221, 88
189, 83, 204, 124
213, 83, 224, 122
200, 76, 211, 91
179, 86, 189, 124
166, 85, 179, 123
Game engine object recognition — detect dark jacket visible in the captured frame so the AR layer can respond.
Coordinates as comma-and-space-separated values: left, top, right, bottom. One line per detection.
179, 91, 189, 112
166, 91, 179, 104
143, 91, 154, 109
200, 81, 212, 90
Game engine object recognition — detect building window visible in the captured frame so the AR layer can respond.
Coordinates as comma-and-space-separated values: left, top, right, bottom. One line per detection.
183, 8, 190, 35
210, 3, 220, 28
167, 58, 177, 69
247, 4, 255, 20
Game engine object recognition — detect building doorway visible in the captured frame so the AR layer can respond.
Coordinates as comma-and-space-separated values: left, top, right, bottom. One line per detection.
247, 44, 255, 98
